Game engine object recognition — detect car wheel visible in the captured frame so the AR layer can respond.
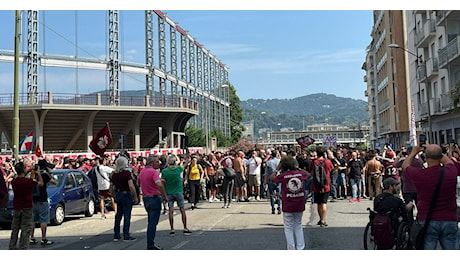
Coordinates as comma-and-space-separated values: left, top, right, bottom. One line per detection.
84, 198, 95, 217
51, 203, 65, 226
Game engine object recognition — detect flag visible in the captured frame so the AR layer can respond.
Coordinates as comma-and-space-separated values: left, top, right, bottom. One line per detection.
19, 129, 35, 154
409, 101, 417, 147
89, 123, 112, 156
296, 135, 315, 148
35, 144, 43, 158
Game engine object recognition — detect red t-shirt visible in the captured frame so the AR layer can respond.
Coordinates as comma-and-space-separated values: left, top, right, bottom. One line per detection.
11, 176, 37, 210
310, 158, 333, 193
275, 170, 309, 213
405, 163, 459, 221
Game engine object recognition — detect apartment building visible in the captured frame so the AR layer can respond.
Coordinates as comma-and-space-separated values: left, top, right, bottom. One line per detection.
404, 10, 460, 145
364, 10, 410, 151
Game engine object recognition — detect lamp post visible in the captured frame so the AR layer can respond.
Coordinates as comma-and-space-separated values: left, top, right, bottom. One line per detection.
388, 43, 432, 144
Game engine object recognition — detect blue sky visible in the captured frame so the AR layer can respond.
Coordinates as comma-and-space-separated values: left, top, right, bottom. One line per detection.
2, 2, 449, 102
0, 10, 372, 101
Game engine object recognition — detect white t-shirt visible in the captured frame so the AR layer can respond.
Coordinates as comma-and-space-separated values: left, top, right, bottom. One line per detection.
96, 165, 113, 190
247, 157, 262, 176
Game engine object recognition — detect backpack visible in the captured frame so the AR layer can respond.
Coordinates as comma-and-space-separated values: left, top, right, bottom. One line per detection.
372, 194, 395, 249
372, 212, 395, 249
312, 159, 327, 190
222, 167, 236, 180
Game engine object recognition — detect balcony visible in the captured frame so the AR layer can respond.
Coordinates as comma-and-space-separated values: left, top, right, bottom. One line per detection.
441, 93, 453, 111
417, 64, 426, 83
415, 19, 437, 48
431, 97, 442, 114
363, 75, 367, 83
438, 35, 460, 68
425, 57, 439, 79
420, 101, 429, 118
436, 10, 460, 25
364, 90, 368, 97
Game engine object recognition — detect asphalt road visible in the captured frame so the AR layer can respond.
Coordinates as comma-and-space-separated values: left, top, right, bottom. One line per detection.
0, 197, 374, 251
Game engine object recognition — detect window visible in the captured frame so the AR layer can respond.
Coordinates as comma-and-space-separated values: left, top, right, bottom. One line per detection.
65, 174, 75, 189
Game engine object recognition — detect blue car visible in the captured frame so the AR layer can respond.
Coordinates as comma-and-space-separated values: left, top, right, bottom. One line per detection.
0, 169, 96, 227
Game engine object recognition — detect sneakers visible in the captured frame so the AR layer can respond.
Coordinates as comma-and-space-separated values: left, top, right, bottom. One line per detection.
277, 207, 281, 214
213, 198, 220, 202
169, 230, 175, 237
29, 238, 38, 245
123, 237, 137, 242
349, 198, 357, 202
256, 196, 261, 201
222, 205, 228, 208
209, 198, 213, 203
319, 222, 328, 227
41, 239, 54, 246
357, 198, 362, 202
183, 229, 192, 236
151, 243, 163, 250
271, 209, 275, 214
113, 238, 120, 242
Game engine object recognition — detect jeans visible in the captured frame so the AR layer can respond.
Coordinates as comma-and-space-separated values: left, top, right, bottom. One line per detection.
268, 182, 281, 211
282, 212, 305, 250
143, 196, 162, 250
330, 173, 338, 199
422, 220, 459, 250
114, 191, 134, 240
349, 178, 361, 199
222, 178, 234, 204
304, 178, 312, 200
9, 208, 33, 250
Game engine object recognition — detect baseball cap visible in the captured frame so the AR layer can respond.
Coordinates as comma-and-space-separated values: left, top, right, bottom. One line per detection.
383, 177, 400, 189
385, 151, 395, 158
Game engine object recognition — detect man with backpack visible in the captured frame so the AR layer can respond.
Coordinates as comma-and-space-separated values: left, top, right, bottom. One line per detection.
310, 146, 333, 227
372, 177, 413, 249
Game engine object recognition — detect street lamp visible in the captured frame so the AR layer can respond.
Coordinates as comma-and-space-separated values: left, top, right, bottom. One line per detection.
388, 43, 432, 144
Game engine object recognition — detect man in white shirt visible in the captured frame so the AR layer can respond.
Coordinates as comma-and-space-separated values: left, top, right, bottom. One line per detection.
246, 150, 262, 201
95, 156, 116, 219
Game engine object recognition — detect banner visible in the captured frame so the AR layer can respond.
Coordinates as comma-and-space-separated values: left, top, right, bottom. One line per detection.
323, 135, 337, 147
89, 123, 113, 156
19, 129, 35, 154
296, 135, 315, 148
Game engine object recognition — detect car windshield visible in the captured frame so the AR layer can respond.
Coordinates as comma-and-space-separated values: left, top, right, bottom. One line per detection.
47, 172, 65, 188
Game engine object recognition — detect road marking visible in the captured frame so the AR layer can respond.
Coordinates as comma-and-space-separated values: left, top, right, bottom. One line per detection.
172, 240, 190, 249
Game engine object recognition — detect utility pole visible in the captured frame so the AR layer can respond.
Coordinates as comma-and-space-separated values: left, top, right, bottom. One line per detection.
13, 10, 21, 161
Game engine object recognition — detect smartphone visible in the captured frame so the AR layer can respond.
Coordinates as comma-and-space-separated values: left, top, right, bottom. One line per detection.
419, 134, 427, 146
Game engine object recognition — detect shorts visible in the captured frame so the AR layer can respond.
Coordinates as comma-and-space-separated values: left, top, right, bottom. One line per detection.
248, 174, 261, 187
167, 193, 185, 208
99, 189, 113, 198
313, 192, 329, 204
33, 201, 50, 223
234, 172, 245, 188
206, 175, 217, 189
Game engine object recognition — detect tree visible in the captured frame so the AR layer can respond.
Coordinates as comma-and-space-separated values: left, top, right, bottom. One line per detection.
210, 128, 231, 147
228, 83, 245, 144
184, 125, 205, 147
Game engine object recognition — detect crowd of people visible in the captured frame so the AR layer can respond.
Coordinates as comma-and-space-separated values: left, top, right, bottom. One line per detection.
1, 141, 460, 250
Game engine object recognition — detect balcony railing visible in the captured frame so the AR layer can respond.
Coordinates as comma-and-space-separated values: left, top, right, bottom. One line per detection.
439, 35, 460, 68
0, 92, 199, 111
441, 93, 453, 111
415, 19, 436, 47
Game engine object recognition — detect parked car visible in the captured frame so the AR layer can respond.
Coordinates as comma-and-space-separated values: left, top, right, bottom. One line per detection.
0, 169, 96, 228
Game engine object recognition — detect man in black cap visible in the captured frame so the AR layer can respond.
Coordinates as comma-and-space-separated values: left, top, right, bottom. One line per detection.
374, 177, 413, 214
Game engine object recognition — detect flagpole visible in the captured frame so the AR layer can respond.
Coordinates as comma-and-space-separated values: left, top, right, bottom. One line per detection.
12, 10, 21, 161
